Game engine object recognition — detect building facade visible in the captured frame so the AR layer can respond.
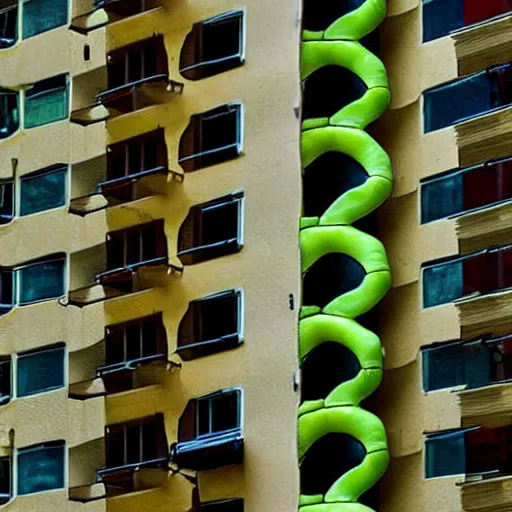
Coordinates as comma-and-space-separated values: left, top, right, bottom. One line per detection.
0, 0, 510, 511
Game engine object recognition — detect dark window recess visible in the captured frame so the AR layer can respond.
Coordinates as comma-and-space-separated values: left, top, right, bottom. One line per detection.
0, 271, 13, 315
22, 0, 68, 40
423, 244, 512, 307
101, 219, 167, 284
172, 389, 243, 471
0, 357, 11, 405
177, 290, 242, 361
0, 5, 17, 49
17, 441, 65, 495
20, 165, 67, 217
421, 156, 512, 223
179, 104, 242, 173
0, 181, 13, 224
423, 0, 512, 43
100, 413, 168, 483
180, 11, 244, 81
98, 313, 167, 391
195, 499, 244, 512
17, 344, 65, 398
0, 456, 10, 504
103, 128, 168, 202
178, 193, 243, 266
94, 0, 158, 17
424, 62, 512, 133
83, 44, 90, 61
303, 0, 365, 32
426, 425, 512, 479
98, 35, 168, 114
0, 88, 19, 139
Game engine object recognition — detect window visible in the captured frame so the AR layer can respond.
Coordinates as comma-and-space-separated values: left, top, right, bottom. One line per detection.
422, 339, 492, 391
179, 104, 243, 173
180, 11, 244, 81
423, 0, 512, 42
17, 441, 65, 495
22, 0, 68, 40
17, 256, 66, 305
196, 499, 244, 512
17, 344, 65, 398
19, 165, 67, 217
425, 428, 470, 478
103, 129, 168, 201
99, 313, 167, 376
24, 75, 69, 129
0, 88, 18, 138
0, 181, 13, 224
172, 389, 243, 471
0, 4, 17, 49
102, 414, 168, 477
178, 192, 243, 265
423, 62, 511, 133
177, 290, 243, 361
421, 156, 512, 223
103, 220, 167, 277
423, 245, 512, 307
0, 456, 10, 504
0, 357, 11, 405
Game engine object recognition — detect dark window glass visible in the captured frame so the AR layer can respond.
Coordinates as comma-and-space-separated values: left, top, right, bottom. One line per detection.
422, 340, 493, 391
0, 88, 19, 139
0, 272, 13, 311
421, 156, 512, 223
0, 358, 11, 404
179, 104, 242, 172
423, 0, 512, 42
0, 5, 17, 49
17, 442, 65, 495
197, 499, 244, 512
177, 290, 241, 360
24, 75, 69, 129
423, 258, 463, 307
20, 166, 67, 216
178, 193, 243, 265
196, 390, 240, 437
0, 456, 10, 504
17, 257, 66, 305
22, 0, 68, 39
17, 345, 65, 398
423, 65, 510, 133
425, 429, 467, 478
180, 11, 244, 81
0, 181, 13, 224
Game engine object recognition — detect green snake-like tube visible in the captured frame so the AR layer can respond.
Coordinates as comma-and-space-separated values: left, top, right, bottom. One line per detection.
298, 2, 391, 511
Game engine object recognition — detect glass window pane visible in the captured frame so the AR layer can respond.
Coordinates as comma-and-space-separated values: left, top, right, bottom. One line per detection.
22, 0, 68, 39
0, 182, 13, 223
0, 90, 19, 139
0, 6, 18, 49
17, 443, 65, 495
0, 359, 11, 401
24, 78, 69, 129
421, 172, 464, 223
211, 393, 239, 433
423, 0, 464, 43
423, 259, 463, 308
18, 259, 65, 305
422, 343, 466, 391
17, 346, 65, 398
20, 167, 67, 217
425, 430, 466, 478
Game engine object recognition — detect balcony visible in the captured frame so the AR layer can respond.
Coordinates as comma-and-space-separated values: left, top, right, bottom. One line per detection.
99, 413, 169, 497
171, 389, 244, 472
69, 128, 182, 217
67, 220, 182, 308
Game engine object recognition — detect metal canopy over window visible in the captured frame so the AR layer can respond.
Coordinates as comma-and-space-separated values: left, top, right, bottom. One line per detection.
180, 11, 244, 81
178, 192, 244, 266
172, 389, 243, 471
177, 290, 242, 361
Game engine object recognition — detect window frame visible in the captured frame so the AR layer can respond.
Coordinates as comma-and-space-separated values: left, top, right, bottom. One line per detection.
195, 389, 242, 440
15, 440, 67, 496
177, 191, 244, 265
178, 103, 244, 173
0, 3, 18, 50
15, 343, 66, 399
179, 10, 246, 81
176, 289, 244, 360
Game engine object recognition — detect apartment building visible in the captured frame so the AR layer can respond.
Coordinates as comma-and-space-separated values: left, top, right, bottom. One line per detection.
0, 0, 511, 511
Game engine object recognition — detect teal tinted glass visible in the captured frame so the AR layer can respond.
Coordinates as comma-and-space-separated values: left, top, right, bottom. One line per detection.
423, 259, 463, 308
17, 346, 65, 398
22, 0, 68, 39
18, 258, 65, 305
24, 76, 68, 129
20, 167, 67, 216
425, 430, 466, 478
